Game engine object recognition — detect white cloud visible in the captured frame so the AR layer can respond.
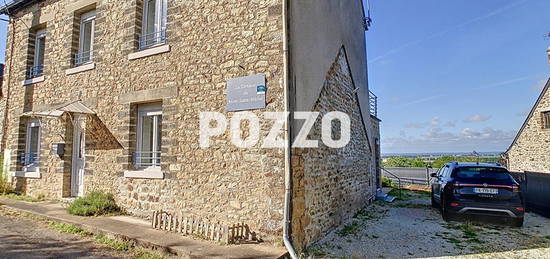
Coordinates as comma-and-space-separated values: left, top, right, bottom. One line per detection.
405, 117, 455, 129
382, 127, 516, 153
444, 121, 456, 127
464, 114, 491, 123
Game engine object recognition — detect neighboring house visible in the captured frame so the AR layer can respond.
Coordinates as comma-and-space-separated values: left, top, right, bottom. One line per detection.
505, 48, 550, 173
505, 78, 550, 173
0, 0, 380, 251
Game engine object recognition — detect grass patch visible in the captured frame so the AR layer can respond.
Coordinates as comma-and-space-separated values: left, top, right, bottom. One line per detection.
392, 203, 430, 209
387, 189, 430, 201
49, 222, 91, 235
133, 248, 167, 259
447, 222, 480, 239
337, 221, 363, 236
1, 193, 43, 202
94, 234, 133, 251
66, 191, 120, 216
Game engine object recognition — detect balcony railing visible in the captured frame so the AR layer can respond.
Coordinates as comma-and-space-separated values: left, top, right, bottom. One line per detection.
27, 65, 44, 79
369, 90, 378, 118
138, 29, 167, 50
20, 152, 39, 166
132, 151, 161, 168
73, 50, 94, 67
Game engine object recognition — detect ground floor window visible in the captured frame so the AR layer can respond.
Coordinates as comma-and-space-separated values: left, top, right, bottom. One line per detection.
134, 103, 162, 170
23, 120, 41, 172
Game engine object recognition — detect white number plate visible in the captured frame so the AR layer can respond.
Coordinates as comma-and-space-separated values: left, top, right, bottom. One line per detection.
474, 188, 498, 194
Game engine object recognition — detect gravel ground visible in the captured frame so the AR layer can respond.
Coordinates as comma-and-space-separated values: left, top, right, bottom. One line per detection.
0, 207, 128, 259
308, 191, 550, 259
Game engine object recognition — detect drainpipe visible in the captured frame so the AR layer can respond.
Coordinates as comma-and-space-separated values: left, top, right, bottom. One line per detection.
282, 0, 298, 258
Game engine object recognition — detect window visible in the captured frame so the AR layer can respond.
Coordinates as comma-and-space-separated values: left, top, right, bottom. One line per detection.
22, 120, 41, 172
134, 104, 162, 169
139, 0, 167, 50
543, 111, 550, 129
28, 29, 46, 79
74, 10, 96, 66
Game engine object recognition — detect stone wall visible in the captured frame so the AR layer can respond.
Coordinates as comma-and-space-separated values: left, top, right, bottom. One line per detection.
507, 79, 550, 173
2, 0, 286, 240
291, 48, 376, 250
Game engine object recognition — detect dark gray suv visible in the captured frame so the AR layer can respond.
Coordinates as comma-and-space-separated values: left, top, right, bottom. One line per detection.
431, 162, 524, 227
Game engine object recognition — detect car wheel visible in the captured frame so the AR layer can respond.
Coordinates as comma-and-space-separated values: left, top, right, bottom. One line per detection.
512, 218, 524, 228
441, 197, 451, 221
431, 194, 438, 208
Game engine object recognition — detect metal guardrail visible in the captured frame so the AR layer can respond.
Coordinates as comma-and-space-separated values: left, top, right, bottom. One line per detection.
27, 65, 44, 79
138, 29, 167, 50
133, 151, 161, 167
73, 50, 94, 67
369, 90, 378, 117
19, 152, 38, 166
381, 167, 402, 198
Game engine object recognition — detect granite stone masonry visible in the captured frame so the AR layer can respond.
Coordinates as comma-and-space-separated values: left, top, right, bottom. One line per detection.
0, 0, 380, 249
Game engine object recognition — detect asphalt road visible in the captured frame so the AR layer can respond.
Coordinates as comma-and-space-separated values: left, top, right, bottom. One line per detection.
0, 208, 125, 259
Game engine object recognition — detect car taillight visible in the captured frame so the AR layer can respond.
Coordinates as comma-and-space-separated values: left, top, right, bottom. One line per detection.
512, 185, 520, 193
515, 207, 524, 211
450, 202, 460, 207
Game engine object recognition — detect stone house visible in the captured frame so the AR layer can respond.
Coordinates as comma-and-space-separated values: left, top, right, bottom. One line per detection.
0, 0, 380, 252
505, 77, 550, 173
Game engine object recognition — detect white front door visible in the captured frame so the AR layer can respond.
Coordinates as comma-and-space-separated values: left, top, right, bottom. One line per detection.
71, 115, 85, 197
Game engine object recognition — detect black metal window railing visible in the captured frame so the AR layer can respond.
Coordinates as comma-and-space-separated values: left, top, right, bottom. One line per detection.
369, 90, 378, 118
132, 151, 161, 168
20, 152, 39, 166
27, 65, 44, 79
138, 29, 167, 50
73, 50, 94, 67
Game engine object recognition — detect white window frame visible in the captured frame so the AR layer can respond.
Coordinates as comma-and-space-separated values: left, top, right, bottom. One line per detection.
77, 10, 96, 65
143, 0, 167, 34
33, 29, 46, 68
24, 120, 41, 172
141, 0, 167, 49
135, 103, 162, 171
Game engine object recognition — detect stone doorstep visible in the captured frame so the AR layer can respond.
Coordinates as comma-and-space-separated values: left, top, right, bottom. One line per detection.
0, 198, 287, 259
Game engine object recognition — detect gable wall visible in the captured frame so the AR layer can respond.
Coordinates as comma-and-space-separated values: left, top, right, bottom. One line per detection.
507, 80, 550, 173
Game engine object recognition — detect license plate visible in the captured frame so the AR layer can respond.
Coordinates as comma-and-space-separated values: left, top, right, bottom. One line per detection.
474, 188, 498, 194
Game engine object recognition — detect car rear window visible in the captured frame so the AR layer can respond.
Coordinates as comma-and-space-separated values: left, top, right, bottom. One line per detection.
454, 167, 512, 180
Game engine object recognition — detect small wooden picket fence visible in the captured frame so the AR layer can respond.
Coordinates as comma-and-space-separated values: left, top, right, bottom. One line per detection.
151, 210, 259, 244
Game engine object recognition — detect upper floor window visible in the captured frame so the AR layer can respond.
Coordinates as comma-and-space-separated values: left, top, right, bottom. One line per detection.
134, 103, 162, 170
543, 111, 550, 129
139, 0, 167, 50
27, 29, 46, 79
74, 10, 96, 66
22, 120, 41, 172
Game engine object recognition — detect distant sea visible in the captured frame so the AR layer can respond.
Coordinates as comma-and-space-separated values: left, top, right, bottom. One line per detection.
382, 151, 503, 158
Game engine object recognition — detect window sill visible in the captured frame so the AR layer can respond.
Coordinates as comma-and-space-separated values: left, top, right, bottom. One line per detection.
128, 44, 170, 60
124, 169, 164, 179
66, 63, 95, 75
12, 171, 41, 179
22, 76, 45, 86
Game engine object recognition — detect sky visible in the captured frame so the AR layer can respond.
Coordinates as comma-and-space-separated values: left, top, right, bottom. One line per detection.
365, 0, 550, 154
0, 1, 548, 155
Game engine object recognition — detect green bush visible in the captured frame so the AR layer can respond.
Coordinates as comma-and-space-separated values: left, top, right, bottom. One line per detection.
0, 157, 13, 195
66, 191, 120, 216
381, 176, 396, 188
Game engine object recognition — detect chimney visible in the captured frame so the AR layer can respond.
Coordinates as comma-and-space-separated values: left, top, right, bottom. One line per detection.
547, 46, 550, 64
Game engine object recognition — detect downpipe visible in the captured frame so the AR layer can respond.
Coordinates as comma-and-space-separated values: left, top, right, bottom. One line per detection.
282, 0, 298, 258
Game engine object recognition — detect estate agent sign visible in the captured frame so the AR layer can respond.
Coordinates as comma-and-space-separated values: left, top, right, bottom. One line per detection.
226, 74, 266, 112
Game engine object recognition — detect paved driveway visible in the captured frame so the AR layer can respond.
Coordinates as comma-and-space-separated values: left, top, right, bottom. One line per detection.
0, 208, 126, 259
308, 190, 550, 259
